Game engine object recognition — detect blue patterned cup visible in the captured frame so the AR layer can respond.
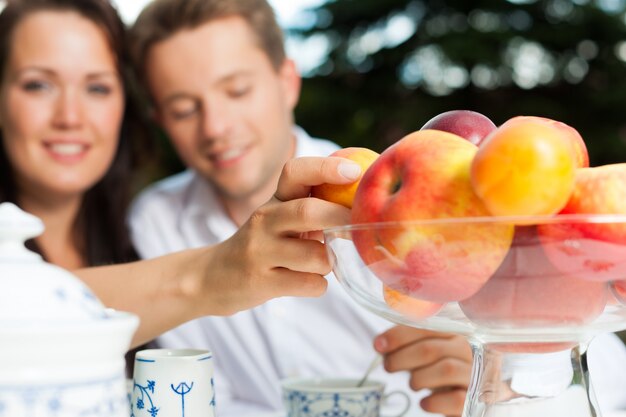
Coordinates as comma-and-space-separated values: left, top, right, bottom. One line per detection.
281, 377, 410, 417
130, 349, 215, 417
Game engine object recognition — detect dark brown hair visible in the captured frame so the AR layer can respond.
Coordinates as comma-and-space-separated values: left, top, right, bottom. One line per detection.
129, 0, 285, 83
0, 0, 151, 266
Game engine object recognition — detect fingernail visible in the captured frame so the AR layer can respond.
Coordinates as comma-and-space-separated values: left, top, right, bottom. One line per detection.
374, 335, 388, 352
338, 161, 361, 180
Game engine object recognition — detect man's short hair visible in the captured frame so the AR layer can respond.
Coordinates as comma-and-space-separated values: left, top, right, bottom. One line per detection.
130, 0, 286, 81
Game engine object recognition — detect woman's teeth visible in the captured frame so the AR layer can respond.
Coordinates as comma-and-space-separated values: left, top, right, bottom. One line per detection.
48, 143, 86, 155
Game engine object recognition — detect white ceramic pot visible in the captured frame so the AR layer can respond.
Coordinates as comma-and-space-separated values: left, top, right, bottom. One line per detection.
0, 203, 139, 417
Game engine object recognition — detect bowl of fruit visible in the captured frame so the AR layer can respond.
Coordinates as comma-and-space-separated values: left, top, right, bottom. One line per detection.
316, 111, 626, 417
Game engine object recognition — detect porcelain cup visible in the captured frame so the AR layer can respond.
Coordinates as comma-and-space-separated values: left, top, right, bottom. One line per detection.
281, 377, 410, 417
130, 348, 215, 417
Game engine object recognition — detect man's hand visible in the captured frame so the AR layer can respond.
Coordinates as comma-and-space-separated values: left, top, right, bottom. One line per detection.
375, 326, 473, 417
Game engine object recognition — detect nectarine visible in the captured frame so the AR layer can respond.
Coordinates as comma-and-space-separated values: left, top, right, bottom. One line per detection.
421, 109, 497, 146
471, 117, 578, 217
311, 147, 379, 208
504, 116, 589, 168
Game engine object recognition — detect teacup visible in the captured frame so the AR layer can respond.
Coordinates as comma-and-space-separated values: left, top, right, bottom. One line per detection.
281, 377, 410, 417
130, 348, 215, 417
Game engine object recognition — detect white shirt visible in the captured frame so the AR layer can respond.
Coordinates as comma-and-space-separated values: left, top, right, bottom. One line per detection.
129, 126, 626, 416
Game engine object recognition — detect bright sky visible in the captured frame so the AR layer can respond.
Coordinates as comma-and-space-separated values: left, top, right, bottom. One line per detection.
0, 0, 325, 26
111, 0, 328, 74
0, 0, 328, 74
111, 0, 325, 28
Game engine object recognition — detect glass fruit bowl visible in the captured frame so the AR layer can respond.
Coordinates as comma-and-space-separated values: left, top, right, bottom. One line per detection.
324, 215, 626, 417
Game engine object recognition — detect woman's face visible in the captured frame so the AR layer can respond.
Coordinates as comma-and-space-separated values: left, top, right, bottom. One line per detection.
0, 10, 124, 202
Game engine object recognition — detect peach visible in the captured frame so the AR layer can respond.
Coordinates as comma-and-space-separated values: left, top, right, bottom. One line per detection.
471, 117, 578, 217
459, 226, 608, 330
505, 116, 589, 168
383, 285, 443, 320
311, 147, 379, 208
538, 164, 626, 281
351, 130, 514, 302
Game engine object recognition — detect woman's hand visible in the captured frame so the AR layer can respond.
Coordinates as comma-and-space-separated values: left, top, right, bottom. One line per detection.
194, 156, 362, 315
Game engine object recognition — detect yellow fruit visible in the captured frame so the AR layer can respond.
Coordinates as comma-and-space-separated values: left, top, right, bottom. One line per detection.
311, 147, 379, 208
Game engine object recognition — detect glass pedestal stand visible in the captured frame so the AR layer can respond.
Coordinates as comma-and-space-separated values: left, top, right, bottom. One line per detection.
464, 340, 599, 417
324, 216, 626, 417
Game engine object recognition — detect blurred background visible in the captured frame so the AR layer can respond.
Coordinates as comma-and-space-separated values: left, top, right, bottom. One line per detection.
282, 0, 626, 167
139, 0, 626, 175
4, 0, 625, 174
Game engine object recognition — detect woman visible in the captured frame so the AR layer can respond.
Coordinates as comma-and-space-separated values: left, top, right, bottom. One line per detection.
0, 0, 358, 347
0, 0, 146, 270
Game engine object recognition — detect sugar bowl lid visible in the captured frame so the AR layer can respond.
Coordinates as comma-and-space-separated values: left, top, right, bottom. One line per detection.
0, 203, 107, 323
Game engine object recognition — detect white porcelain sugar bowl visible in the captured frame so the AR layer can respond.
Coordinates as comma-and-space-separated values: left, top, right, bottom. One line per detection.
0, 202, 139, 417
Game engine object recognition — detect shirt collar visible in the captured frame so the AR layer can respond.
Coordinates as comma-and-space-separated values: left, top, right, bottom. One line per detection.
179, 170, 236, 240
292, 125, 316, 158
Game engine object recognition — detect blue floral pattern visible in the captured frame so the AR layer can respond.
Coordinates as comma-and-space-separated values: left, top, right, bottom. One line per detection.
284, 390, 381, 417
131, 351, 215, 417
0, 375, 127, 417
131, 380, 159, 417
210, 377, 216, 408
52, 284, 107, 319
170, 381, 194, 417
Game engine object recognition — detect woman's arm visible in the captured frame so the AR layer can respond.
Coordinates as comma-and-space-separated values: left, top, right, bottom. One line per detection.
75, 156, 360, 347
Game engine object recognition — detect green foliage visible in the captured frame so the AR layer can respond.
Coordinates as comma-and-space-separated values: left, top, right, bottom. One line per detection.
293, 0, 626, 165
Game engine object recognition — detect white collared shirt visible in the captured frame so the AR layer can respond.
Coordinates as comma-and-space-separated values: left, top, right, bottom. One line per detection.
129, 127, 626, 416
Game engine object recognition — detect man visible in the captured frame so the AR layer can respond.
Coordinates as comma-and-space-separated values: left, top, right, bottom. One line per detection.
127, 1, 626, 416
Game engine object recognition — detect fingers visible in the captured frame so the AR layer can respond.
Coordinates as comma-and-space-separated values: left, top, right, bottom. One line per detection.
211, 227, 329, 313
264, 268, 329, 299
274, 157, 362, 202
374, 325, 457, 354
226, 198, 339, 305
373, 325, 472, 406
408, 357, 472, 390
270, 237, 331, 275
383, 335, 473, 373
256, 197, 351, 235
219, 156, 360, 310
420, 388, 467, 417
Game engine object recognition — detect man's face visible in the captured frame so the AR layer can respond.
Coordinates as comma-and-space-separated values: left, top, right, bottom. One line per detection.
145, 16, 301, 203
